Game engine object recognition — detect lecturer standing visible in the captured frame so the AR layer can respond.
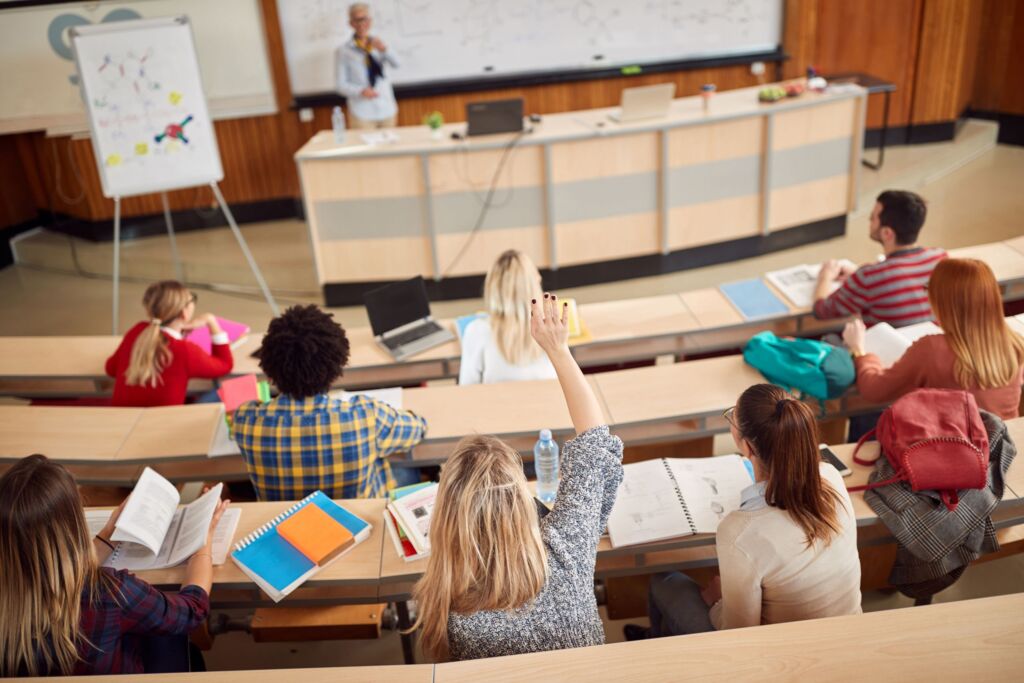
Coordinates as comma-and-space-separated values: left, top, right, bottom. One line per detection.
336, 3, 398, 129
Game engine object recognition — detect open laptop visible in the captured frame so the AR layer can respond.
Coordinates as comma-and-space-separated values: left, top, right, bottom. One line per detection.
608, 83, 676, 123
466, 98, 524, 136
363, 276, 455, 361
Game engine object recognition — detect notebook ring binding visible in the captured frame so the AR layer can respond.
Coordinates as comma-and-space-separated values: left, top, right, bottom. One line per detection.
661, 458, 697, 535
233, 492, 318, 550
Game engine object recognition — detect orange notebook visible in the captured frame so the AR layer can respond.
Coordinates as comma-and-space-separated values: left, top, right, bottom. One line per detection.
276, 503, 354, 566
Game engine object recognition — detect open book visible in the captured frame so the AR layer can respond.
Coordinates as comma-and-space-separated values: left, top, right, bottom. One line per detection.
607, 455, 754, 548
765, 261, 856, 309
84, 467, 239, 570
862, 321, 943, 368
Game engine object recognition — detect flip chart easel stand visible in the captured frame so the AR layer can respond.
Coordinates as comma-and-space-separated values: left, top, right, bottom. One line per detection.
111, 183, 279, 334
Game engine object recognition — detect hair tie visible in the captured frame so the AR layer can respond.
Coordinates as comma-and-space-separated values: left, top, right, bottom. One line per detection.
774, 398, 792, 417
150, 318, 162, 325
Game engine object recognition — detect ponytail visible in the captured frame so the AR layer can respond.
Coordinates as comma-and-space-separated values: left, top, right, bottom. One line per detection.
124, 281, 191, 388
735, 384, 843, 547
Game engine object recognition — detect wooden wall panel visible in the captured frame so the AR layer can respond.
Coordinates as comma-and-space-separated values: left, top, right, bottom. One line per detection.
3, 0, 1013, 231
910, 0, 985, 125
972, 0, 1024, 115
0, 134, 36, 229
812, 0, 923, 128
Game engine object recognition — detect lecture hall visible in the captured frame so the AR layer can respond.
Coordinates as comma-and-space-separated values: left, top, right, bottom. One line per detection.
1, 0, 1023, 679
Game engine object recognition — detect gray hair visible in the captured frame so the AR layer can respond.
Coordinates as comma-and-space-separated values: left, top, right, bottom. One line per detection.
349, 3, 369, 18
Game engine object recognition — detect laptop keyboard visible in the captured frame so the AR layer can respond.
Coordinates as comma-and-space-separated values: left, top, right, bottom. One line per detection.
383, 321, 443, 350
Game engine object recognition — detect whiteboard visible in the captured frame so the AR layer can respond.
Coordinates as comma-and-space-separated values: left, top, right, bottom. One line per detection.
278, 0, 783, 97
71, 17, 223, 198
0, 0, 275, 135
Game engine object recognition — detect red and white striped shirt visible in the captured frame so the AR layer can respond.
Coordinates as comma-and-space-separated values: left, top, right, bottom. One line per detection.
813, 247, 947, 327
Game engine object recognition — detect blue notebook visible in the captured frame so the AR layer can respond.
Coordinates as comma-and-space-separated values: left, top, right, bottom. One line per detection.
231, 491, 371, 602
719, 279, 790, 320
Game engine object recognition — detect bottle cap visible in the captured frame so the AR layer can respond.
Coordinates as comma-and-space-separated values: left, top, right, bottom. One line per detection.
539, 429, 552, 441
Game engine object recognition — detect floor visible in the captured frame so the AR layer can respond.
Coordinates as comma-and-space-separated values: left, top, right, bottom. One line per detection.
4, 119, 1023, 669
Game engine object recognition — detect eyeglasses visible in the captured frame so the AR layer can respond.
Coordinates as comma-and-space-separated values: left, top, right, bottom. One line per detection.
723, 406, 737, 429
352, 15, 370, 23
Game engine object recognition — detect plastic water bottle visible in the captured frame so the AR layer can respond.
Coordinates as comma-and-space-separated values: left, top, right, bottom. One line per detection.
331, 106, 346, 144
534, 429, 560, 504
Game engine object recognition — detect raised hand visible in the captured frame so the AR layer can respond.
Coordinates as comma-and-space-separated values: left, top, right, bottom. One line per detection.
530, 293, 570, 357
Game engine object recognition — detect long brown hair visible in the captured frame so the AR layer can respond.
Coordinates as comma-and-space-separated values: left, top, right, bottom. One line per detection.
735, 384, 843, 547
0, 455, 113, 676
409, 435, 547, 661
484, 250, 544, 365
928, 258, 1024, 390
126, 280, 192, 387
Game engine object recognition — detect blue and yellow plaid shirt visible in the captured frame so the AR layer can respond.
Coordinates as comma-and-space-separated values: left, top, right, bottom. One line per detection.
231, 393, 427, 501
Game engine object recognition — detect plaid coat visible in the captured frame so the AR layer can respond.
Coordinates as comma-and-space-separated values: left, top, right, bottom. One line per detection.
863, 411, 1016, 598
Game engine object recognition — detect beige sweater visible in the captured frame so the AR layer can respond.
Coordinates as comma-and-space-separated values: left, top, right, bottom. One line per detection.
710, 463, 862, 630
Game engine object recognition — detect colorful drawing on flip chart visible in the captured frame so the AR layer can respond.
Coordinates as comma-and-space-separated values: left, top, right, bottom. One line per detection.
105, 153, 122, 167
154, 115, 194, 144
169, 90, 183, 105
134, 142, 148, 156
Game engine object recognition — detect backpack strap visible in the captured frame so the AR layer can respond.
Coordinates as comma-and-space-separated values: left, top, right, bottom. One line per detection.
846, 472, 904, 493
851, 428, 880, 467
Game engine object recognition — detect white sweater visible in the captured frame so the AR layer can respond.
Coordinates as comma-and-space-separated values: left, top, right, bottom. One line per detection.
458, 318, 557, 385
709, 463, 862, 629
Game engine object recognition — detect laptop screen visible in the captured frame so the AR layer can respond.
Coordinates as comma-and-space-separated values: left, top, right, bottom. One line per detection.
363, 276, 432, 337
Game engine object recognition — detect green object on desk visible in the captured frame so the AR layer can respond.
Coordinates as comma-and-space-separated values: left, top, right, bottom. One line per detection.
620, 65, 642, 75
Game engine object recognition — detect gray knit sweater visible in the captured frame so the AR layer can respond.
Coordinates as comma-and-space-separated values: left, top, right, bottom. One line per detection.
446, 425, 624, 661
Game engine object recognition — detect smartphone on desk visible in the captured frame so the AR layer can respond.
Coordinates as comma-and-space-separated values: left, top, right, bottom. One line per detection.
820, 444, 852, 477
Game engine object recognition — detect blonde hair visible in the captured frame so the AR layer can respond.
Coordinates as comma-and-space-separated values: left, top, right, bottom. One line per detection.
410, 436, 548, 661
484, 250, 544, 365
928, 259, 1024, 390
126, 281, 192, 388
0, 455, 114, 676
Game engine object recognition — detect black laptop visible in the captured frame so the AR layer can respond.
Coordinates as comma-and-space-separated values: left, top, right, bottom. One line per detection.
363, 276, 455, 361
466, 98, 524, 137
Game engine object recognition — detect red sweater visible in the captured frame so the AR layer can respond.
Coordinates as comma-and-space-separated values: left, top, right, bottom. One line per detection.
105, 322, 233, 407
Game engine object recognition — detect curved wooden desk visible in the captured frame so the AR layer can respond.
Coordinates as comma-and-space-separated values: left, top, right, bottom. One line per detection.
297, 82, 869, 306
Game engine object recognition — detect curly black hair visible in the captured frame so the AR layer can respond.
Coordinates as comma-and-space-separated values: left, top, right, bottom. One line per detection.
255, 305, 351, 398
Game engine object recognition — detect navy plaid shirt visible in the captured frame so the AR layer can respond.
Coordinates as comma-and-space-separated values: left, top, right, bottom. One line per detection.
232, 393, 427, 500
75, 568, 209, 675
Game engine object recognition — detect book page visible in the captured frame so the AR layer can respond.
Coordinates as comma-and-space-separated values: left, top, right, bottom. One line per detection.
898, 321, 942, 345
765, 264, 821, 309
607, 459, 694, 548
109, 467, 180, 557
392, 485, 435, 551
666, 455, 753, 534
167, 484, 224, 567
333, 387, 403, 410
208, 417, 242, 458
109, 509, 184, 570
863, 322, 912, 369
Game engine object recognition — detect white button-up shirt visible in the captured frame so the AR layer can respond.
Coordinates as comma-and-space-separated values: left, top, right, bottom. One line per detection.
335, 37, 398, 122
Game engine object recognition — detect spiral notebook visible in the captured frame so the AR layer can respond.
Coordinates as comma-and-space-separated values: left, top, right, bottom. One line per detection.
230, 491, 371, 602
607, 455, 754, 548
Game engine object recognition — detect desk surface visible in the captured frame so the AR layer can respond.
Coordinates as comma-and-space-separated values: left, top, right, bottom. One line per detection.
53, 665, 433, 683
296, 83, 866, 161
1, 239, 1022, 394
432, 593, 1024, 682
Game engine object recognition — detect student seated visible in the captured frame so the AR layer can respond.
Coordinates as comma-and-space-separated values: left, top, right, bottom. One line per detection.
105, 280, 234, 406
459, 250, 556, 385
813, 190, 945, 327
844, 258, 1024, 419
0, 455, 228, 676
630, 384, 861, 639
412, 294, 623, 661
232, 304, 427, 500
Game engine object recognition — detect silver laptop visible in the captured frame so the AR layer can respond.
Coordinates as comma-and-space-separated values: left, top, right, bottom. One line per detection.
364, 276, 455, 361
608, 83, 676, 123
